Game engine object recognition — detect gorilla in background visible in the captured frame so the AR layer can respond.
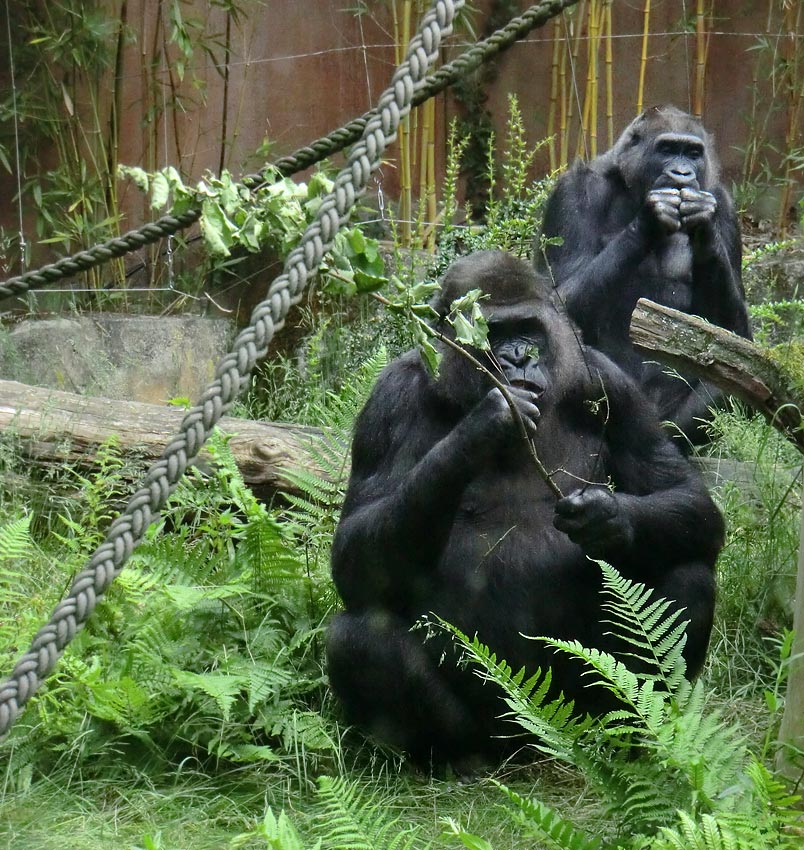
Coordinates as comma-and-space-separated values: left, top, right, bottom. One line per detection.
536, 105, 751, 449
326, 251, 724, 767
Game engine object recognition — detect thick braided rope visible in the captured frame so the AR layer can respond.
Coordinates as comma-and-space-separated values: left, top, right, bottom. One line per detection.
0, 0, 464, 738
0, 0, 576, 300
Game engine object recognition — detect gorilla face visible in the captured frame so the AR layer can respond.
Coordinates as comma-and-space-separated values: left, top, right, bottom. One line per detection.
488, 322, 548, 398
648, 132, 706, 192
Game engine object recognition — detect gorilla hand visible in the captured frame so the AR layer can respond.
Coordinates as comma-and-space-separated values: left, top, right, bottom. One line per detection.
679, 187, 717, 233
473, 386, 541, 445
553, 488, 634, 558
644, 187, 682, 234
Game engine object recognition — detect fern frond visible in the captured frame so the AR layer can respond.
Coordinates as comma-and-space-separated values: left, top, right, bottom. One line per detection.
284, 347, 388, 528
171, 670, 245, 722
255, 806, 321, 850
597, 561, 689, 692
495, 782, 604, 850
0, 513, 32, 561
314, 775, 430, 850
655, 810, 761, 850
542, 638, 643, 715
437, 620, 594, 763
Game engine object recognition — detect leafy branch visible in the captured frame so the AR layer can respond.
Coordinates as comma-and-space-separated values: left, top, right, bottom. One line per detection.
373, 282, 563, 499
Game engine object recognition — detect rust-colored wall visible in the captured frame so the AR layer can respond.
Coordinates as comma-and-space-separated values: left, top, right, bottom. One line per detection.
0, 0, 801, 275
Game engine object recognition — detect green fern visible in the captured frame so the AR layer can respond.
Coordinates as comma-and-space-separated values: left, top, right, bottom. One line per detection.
495, 783, 603, 850
313, 775, 431, 850
442, 561, 802, 849
436, 619, 594, 765
0, 512, 32, 561
238, 806, 321, 850
283, 345, 388, 530
0, 513, 33, 605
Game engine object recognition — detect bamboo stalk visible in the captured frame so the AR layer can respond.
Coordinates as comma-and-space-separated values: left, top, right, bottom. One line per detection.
693, 0, 706, 117
577, 0, 602, 159
559, 13, 569, 168
590, 0, 601, 157
426, 97, 437, 248
637, 0, 651, 115
566, 0, 587, 160
548, 16, 562, 171
604, 0, 613, 147
777, 1, 803, 235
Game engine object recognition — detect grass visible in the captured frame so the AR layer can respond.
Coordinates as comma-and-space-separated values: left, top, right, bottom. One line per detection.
1, 757, 603, 850
0, 356, 800, 850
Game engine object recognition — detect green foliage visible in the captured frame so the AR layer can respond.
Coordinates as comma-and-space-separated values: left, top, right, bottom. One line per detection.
118, 165, 387, 298
312, 775, 430, 850
437, 94, 554, 267
0, 513, 32, 562
0, 432, 337, 776
749, 298, 804, 348
703, 407, 801, 696
440, 562, 802, 850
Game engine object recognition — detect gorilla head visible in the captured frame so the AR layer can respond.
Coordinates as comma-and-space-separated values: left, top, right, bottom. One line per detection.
429, 251, 583, 411
599, 105, 720, 200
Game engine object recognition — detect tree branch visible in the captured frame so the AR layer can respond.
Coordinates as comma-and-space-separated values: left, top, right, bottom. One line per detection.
629, 298, 804, 454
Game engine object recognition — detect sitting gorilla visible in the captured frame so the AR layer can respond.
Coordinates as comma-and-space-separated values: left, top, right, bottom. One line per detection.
326, 251, 724, 766
536, 105, 751, 449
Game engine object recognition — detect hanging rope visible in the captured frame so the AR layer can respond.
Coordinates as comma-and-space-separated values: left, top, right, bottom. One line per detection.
0, 0, 578, 301
0, 0, 464, 737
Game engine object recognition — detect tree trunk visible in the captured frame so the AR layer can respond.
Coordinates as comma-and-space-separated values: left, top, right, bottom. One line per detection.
0, 379, 325, 499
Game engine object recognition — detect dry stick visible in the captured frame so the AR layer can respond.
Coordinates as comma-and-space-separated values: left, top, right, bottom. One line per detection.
372, 292, 564, 499
637, 0, 650, 114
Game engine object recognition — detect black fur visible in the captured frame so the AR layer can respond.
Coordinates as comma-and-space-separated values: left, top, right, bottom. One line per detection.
327, 251, 724, 766
536, 105, 751, 448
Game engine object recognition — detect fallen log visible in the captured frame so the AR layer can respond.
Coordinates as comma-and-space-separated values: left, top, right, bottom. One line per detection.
630, 298, 804, 454
0, 379, 325, 498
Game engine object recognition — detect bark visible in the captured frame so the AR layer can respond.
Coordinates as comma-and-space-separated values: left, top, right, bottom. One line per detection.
0, 379, 325, 498
630, 298, 804, 453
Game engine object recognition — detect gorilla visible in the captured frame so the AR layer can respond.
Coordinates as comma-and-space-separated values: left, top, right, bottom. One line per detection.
326, 250, 724, 766
536, 105, 751, 449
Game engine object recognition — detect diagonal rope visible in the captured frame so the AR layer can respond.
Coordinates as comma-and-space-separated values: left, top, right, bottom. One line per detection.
0, 0, 464, 738
0, 0, 577, 300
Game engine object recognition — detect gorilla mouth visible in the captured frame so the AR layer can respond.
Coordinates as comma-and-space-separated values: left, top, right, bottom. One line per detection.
509, 378, 546, 397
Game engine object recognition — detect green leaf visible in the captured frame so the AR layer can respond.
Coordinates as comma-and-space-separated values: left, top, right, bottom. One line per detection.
150, 171, 171, 210
118, 165, 150, 193
419, 337, 441, 378
200, 199, 235, 256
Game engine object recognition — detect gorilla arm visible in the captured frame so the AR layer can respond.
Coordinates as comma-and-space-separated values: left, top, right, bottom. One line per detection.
331, 355, 541, 611
537, 164, 666, 323
687, 186, 752, 339
553, 356, 725, 571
